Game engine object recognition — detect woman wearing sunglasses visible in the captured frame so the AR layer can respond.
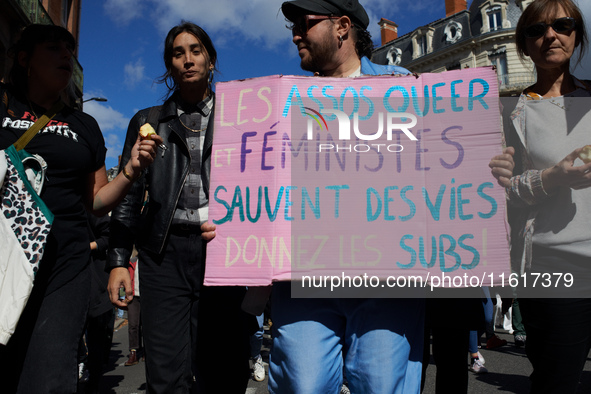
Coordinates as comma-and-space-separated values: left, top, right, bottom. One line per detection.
504, 0, 591, 392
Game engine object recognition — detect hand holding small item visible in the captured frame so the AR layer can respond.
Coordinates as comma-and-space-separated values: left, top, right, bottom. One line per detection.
124, 124, 164, 181
542, 147, 591, 192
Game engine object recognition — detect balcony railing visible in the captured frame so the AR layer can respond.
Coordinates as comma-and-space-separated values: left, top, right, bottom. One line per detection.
13, 0, 84, 95
498, 72, 537, 94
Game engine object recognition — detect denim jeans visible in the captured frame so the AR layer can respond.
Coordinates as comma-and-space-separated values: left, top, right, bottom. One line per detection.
250, 313, 264, 359
468, 286, 493, 353
269, 282, 424, 393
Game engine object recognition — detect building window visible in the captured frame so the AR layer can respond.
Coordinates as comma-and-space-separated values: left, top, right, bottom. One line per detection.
386, 47, 402, 66
480, 1, 510, 34
62, 0, 73, 25
487, 6, 502, 31
490, 54, 507, 75
411, 28, 434, 59
444, 21, 463, 44
489, 47, 508, 87
418, 35, 427, 56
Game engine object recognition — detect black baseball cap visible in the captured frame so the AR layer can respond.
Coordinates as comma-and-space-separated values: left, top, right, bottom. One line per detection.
282, 0, 370, 30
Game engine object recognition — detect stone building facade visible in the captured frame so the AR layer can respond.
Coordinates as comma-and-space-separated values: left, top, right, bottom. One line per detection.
372, 0, 537, 96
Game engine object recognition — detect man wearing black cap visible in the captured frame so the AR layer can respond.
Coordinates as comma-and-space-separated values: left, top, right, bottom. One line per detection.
281, 0, 410, 77
268, 1, 425, 393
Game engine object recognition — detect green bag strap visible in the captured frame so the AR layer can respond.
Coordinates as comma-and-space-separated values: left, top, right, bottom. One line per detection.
13, 100, 64, 151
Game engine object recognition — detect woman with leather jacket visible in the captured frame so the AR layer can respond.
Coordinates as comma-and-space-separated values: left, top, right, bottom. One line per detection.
107, 22, 251, 393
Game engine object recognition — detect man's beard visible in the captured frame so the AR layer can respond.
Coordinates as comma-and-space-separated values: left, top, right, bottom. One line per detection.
299, 34, 334, 74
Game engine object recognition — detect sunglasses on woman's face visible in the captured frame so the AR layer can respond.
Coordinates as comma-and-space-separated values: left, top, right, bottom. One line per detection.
524, 17, 576, 38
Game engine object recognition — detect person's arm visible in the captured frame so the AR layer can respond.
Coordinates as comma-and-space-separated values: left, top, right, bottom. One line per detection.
88, 212, 110, 260
86, 134, 162, 217
498, 97, 555, 208
92, 215, 110, 256
505, 148, 591, 208
106, 111, 152, 306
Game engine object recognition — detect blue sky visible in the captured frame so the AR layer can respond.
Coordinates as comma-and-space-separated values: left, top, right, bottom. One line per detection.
78, 0, 591, 170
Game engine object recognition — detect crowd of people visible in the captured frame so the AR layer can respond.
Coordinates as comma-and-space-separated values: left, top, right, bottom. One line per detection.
1, 0, 590, 393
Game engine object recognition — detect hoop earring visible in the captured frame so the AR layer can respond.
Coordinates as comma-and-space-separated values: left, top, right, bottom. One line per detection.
338, 35, 343, 48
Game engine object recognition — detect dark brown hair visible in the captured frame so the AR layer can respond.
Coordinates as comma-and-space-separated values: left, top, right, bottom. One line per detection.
352, 25, 374, 59
157, 21, 218, 98
515, 0, 587, 66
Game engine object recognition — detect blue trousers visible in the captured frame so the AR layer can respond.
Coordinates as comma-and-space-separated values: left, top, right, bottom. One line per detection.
269, 282, 424, 393
250, 313, 264, 359
468, 287, 494, 353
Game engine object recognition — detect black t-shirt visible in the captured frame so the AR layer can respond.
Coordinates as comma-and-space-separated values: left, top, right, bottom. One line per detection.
0, 84, 107, 293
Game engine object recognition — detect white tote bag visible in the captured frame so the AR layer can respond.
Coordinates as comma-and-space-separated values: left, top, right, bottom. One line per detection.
0, 143, 53, 345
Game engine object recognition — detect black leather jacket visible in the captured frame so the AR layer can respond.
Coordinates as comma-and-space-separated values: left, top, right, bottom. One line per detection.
108, 92, 214, 269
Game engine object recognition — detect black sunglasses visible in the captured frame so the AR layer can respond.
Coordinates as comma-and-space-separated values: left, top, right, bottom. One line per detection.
524, 17, 576, 38
289, 15, 341, 36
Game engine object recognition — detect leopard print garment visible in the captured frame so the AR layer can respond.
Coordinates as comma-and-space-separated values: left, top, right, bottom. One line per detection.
1, 149, 52, 274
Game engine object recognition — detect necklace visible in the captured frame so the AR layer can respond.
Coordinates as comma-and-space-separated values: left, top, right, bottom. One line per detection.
178, 116, 206, 133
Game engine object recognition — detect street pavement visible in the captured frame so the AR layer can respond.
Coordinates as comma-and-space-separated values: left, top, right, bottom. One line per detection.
86, 317, 591, 393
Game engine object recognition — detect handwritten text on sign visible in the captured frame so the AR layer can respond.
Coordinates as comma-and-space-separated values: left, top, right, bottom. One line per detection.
205, 68, 510, 287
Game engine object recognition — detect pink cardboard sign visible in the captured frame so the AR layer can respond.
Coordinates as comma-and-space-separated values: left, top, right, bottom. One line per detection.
205, 67, 511, 289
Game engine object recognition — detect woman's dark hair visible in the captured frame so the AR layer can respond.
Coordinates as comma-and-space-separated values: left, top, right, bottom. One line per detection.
7, 24, 76, 95
515, 0, 588, 66
352, 25, 374, 60
157, 21, 218, 98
